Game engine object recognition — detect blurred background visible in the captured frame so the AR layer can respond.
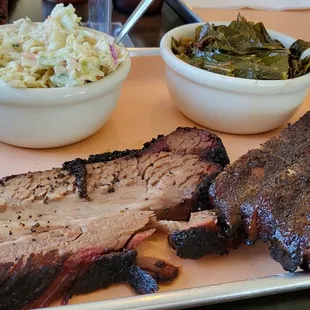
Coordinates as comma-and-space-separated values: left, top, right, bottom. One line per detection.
0, 0, 201, 47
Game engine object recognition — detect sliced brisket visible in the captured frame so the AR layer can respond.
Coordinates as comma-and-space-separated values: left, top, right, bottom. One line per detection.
0, 128, 229, 236
0, 127, 229, 309
0, 211, 158, 310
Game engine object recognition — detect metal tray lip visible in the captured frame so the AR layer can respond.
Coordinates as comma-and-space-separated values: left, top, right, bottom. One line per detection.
128, 47, 161, 56
44, 272, 310, 310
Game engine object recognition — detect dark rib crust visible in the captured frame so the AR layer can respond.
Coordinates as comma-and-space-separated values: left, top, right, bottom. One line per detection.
257, 157, 310, 272
209, 112, 310, 272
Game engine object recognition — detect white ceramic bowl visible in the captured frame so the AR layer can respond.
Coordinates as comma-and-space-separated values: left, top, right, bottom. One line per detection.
160, 23, 310, 134
0, 26, 131, 148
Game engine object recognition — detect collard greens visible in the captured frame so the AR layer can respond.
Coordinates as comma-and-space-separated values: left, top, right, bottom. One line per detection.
171, 14, 310, 80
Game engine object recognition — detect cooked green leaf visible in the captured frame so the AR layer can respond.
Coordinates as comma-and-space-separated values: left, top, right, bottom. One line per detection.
290, 39, 310, 58
171, 13, 310, 80
253, 22, 275, 44
195, 23, 211, 42
171, 37, 181, 55
302, 56, 310, 74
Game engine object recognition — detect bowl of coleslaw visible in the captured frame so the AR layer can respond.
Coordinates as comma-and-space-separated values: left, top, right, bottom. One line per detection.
0, 4, 131, 148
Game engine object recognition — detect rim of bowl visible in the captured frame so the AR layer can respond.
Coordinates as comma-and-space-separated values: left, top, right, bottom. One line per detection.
160, 22, 310, 93
0, 24, 131, 103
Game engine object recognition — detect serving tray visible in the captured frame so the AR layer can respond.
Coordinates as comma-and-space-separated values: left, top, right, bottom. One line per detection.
0, 56, 309, 309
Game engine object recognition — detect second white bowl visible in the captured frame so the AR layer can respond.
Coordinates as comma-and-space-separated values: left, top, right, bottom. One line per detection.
160, 23, 310, 134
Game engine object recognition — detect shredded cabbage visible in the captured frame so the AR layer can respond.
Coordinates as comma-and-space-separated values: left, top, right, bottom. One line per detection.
0, 4, 126, 88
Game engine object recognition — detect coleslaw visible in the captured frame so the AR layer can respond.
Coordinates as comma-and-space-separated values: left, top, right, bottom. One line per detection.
0, 4, 126, 88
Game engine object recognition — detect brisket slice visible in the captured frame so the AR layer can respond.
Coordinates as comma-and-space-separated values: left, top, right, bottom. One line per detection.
0, 127, 229, 309
26, 250, 178, 310
158, 211, 241, 259
208, 111, 310, 272
0, 128, 229, 239
0, 211, 178, 310
140, 127, 229, 168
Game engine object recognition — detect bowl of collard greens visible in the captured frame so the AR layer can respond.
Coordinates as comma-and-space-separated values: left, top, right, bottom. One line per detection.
160, 14, 310, 134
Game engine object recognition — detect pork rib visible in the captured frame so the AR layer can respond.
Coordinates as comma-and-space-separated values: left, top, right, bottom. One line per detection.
208, 112, 310, 271
209, 112, 310, 272
0, 127, 229, 309
164, 113, 310, 273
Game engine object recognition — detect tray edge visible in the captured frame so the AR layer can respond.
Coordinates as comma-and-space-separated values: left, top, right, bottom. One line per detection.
44, 272, 310, 310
